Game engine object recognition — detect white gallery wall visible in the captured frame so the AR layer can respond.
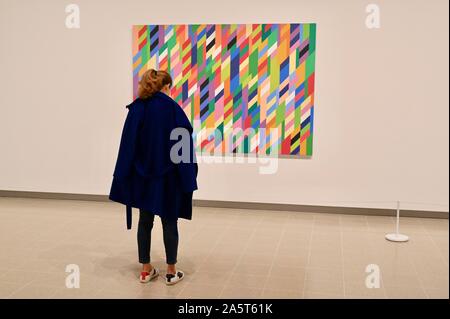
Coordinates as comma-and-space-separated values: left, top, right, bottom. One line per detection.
0, 0, 448, 212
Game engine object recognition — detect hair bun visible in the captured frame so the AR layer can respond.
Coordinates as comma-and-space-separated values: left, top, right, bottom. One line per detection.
137, 69, 173, 99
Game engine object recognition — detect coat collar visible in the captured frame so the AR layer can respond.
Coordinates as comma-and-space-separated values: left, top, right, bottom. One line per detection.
153, 91, 175, 103
128, 91, 174, 109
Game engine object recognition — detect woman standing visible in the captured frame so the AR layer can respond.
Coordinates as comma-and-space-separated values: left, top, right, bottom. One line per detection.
109, 69, 198, 285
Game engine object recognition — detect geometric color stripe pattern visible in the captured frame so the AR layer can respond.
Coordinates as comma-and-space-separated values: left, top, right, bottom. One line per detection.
132, 24, 316, 156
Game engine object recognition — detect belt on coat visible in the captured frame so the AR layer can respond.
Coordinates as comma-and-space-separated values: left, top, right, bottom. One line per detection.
126, 205, 132, 229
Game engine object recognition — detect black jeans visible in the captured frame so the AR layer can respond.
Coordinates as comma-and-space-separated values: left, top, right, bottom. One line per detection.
137, 209, 179, 265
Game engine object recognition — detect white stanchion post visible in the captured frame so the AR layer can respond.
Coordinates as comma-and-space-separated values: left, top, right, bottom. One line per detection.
385, 201, 409, 242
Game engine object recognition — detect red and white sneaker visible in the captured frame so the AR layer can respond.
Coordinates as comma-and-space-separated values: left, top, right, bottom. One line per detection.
165, 270, 184, 286
139, 268, 159, 283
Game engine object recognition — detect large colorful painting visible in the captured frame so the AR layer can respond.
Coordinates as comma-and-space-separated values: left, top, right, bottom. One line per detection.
132, 24, 316, 156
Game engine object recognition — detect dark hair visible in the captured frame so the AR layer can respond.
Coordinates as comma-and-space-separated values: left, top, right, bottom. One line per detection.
137, 69, 173, 98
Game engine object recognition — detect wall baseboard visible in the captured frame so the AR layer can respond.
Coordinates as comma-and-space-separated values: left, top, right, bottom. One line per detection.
193, 199, 449, 219
0, 190, 448, 219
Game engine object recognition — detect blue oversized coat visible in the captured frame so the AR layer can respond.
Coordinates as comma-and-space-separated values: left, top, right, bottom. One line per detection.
109, 91, 198, 229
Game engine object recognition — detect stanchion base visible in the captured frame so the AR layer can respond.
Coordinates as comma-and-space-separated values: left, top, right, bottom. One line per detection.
385, 233, 409, 242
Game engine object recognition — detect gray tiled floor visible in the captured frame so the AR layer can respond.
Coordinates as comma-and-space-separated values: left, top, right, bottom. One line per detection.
0, 197, 448, 299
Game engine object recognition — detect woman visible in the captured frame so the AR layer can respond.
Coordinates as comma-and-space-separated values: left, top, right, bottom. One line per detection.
109, 69, 198, 285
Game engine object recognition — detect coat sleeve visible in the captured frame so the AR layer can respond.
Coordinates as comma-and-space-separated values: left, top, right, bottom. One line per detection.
112, 101, 144, 180
173, 102, 198, 193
